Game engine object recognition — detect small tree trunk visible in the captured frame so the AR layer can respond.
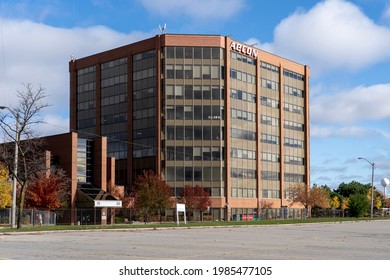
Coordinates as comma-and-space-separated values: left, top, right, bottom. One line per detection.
17, 185, 27, 229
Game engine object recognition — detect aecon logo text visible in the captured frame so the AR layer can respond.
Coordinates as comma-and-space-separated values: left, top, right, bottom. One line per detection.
230, 41, 258, 59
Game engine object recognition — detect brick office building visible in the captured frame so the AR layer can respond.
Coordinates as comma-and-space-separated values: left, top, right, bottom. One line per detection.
69, 34, 310, 221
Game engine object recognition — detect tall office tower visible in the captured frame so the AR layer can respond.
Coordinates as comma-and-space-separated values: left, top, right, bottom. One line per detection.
70, 34, 310, 220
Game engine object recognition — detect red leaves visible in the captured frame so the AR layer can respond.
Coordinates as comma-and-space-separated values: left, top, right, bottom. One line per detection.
25, 170, 69, 210
182, 185, 211, 213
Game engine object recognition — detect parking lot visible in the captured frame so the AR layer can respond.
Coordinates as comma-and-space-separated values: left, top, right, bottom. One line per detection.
1, 220, 389, 260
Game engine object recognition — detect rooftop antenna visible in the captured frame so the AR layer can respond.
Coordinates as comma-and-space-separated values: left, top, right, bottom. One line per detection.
159, 23, 167, 34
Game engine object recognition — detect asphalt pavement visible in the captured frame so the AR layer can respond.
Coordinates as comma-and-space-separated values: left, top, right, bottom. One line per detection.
1, 220, 389, 260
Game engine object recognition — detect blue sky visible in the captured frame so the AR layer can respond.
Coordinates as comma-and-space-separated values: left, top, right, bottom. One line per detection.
0, 0, 389, 191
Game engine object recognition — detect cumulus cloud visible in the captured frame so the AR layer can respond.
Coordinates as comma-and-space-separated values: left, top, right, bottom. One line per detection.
310, 125, 383, 138
311, 83, 390, 124
138, 0, 246, 20
0, 17, 152, 123
261, 0, 390, 74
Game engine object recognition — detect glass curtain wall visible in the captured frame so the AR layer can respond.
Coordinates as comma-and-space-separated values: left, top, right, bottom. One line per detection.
76, 66, 96, 138
229, 52, 257, 198
100, 57, 128, 185
163, 46, 225, 197
132, 50, 157, 178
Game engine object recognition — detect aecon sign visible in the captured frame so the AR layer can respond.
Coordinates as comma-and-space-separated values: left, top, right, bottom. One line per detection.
230, 41, 258, 59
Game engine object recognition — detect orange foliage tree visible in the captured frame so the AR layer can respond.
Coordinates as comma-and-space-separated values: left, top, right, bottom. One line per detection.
0, 163, 12, 208
181, 185, 211, 221
288, 183, 330, 216
132, 170, 172, 223
25, 169, 70, 210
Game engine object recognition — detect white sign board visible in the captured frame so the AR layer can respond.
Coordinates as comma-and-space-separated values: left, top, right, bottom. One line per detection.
176, 203, 186, 225
94, 200, 122, 208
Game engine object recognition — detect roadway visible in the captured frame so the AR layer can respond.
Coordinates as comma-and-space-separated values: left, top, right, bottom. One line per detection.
1, 220, 389, 260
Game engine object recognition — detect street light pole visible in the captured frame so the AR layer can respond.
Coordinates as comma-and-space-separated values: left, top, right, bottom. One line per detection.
0, 106, 19, 228
358, 157, 375, 218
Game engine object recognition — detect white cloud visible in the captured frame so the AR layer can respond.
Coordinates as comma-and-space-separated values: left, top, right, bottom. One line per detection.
311, 83, 390, 124
382, 5, 390, 22
261, 0, 390, 74
0, 17, 152, 122
310, 125, 382, 138
138, 0, 246, 20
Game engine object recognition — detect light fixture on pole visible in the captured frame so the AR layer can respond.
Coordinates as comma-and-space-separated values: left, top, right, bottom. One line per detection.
0, 106, 19, 229
358, 157, 375, 218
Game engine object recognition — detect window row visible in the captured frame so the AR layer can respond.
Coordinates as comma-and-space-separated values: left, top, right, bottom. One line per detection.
284, 85, 304, 98
133, 87, 155, 100
231, 168, 257, 179
261, 152, 280, 163
261, 78, 279, 91
284, 120, 304, 132
166, 85, 224, 100
101, 64, 127, 80
77, 66, 96, 76
285, 155, 304, 165
283, 69, 304, 81
101, 113, 127, 125
260, 96, 279, 109
260, 61, 279, 73
133, 67, 155, 81
133, 50, 155, 62
133, 96, 155, 111
101, 58, 127, 69
284, 137, 304, 149
285, 173, 305, 182
262, 190, 280, 199
261, 133, 279, 145
284, 102, 304, 115
231, 148, 256, 160
165, 166, 224, 182
166, 64, 222, 80
261, 171, 280, 181
165, 146, 223, 161
261, 115, 279, 127
166, 126, 224, 140
230, 51, 256, 65
133, 127, 156, 140
231, 88, 256, 103
77, 118, 96, 129
101, 93, 127, 107
231, 108, 256, 122
101, 74, 127, 88
166, 105, 224, 120
231, 128, 256, 141
77, 82, 96, 93
133, 107, 156, 120
77, 100, 95, 111
77, 72, 95, 85
165, 47, 222, 60
230, 69, 256, 84
231, 188, 257, 198
133, 147, 155, 158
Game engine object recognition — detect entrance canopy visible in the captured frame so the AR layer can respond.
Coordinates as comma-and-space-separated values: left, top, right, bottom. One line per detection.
76, 182, 122, 208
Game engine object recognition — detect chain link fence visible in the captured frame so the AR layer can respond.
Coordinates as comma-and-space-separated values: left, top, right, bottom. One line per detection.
0, 208, 56, 226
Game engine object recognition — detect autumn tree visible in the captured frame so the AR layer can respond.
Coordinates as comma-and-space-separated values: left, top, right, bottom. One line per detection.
288, 183, 330, 216
25, 168, 70, 210
108, 182, 133, 208
132, 170, 172, 223
181, 185, 211, 221
0, 83, 49, 228
0, 163, 12, 208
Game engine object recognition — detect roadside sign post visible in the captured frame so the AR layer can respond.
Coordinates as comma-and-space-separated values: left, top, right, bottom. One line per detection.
176, 203, 186, 225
